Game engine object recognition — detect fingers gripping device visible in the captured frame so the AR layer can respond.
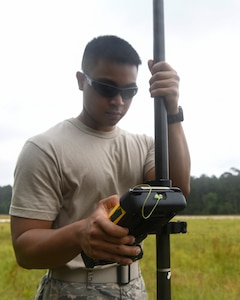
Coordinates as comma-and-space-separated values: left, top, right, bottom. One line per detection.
82, 182, 187, 268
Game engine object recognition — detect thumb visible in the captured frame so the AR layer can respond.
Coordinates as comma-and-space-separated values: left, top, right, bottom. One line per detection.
99, 194, 120, 213
148, 59, 154, 72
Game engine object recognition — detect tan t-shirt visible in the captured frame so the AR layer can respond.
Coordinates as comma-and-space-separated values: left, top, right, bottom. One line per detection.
10, 117, 155, 268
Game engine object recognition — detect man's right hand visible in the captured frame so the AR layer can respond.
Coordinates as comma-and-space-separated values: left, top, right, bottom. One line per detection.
79, 195, 141, 266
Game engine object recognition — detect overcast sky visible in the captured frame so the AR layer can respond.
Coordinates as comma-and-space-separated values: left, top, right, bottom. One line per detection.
1, 0, 240, 186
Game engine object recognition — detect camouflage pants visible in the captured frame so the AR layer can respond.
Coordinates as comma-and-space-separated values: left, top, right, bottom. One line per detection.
35, 273, 148, 300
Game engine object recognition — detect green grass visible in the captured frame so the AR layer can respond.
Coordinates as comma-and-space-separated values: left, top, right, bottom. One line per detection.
1, 216, 240, 299
0, 217, 46, 299
140, 217, 240, 300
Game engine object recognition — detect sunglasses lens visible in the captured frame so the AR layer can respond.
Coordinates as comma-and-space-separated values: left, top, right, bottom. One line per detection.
91, 79, 138, 100
93, 82, 118, 98
121, 88, 138, 100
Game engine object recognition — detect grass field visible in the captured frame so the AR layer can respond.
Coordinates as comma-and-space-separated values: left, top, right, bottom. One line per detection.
1, 215, 240, 300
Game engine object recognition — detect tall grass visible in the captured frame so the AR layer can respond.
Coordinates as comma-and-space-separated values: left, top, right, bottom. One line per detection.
1, 216, 240, 299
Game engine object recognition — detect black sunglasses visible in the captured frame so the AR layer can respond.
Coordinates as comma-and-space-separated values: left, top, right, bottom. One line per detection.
84, 73, 138, 100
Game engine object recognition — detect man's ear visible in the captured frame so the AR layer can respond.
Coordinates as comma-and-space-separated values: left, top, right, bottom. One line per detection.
76, 71, 84, 90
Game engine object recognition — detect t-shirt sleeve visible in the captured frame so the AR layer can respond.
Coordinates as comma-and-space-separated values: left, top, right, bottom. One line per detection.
9, 140, 63, 221
143, 135, 155, 177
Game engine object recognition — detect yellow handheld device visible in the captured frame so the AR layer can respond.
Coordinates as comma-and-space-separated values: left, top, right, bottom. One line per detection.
82, 184, 186, 268
108, 203, 126, 224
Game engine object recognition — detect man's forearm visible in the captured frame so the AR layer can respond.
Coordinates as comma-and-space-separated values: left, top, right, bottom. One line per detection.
12, 219, 83, 269
168, 123, 191, 196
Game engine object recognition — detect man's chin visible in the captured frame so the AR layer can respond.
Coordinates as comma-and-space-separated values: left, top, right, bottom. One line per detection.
106, 114, 122, 124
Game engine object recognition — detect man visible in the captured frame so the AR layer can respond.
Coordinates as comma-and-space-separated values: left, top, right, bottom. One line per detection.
10, 35, 190, 299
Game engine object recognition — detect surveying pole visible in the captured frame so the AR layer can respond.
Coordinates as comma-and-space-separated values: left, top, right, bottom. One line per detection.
153, 1, 187, 299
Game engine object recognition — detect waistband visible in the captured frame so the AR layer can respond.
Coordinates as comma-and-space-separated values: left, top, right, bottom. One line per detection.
50, 262, 140, 285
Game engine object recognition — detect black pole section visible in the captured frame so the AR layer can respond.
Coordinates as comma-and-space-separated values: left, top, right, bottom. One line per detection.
153, 0, 168, 181
153, 1, 172, 299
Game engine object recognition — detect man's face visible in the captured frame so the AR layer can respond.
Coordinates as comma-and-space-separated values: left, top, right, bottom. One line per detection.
78, 60, 138, 131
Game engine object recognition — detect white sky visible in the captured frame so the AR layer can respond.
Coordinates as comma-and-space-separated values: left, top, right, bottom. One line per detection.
1, 0, 240, 186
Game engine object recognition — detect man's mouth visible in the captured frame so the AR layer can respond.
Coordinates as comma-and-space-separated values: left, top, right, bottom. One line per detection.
106, 111, 122, 117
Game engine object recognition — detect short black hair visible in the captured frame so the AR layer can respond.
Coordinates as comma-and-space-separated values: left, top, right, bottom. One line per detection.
81, 35, 142, 74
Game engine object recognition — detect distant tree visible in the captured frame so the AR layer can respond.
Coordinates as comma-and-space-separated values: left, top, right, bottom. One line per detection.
218, 170, 240, 213
0, 185, 12, 214
203, 192, 218, 214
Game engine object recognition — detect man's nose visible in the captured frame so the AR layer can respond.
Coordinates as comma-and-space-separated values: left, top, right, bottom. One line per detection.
109, 93, 124, 105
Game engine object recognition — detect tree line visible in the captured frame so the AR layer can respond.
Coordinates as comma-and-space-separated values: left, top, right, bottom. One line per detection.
182, 168, 240, 215
1, 168, 240, 215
